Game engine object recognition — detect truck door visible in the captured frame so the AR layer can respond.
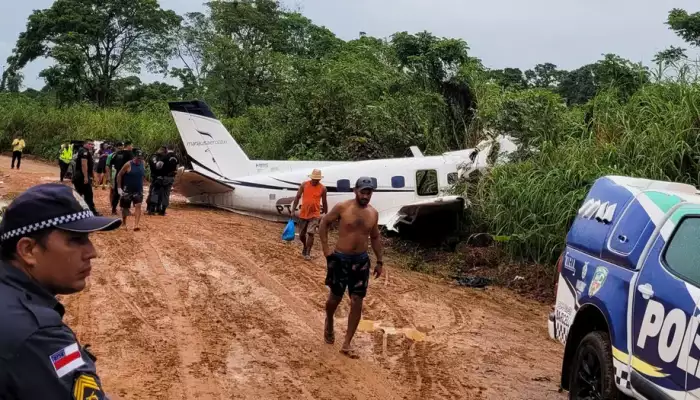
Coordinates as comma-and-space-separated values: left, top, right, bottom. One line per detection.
632, 209, 700, 399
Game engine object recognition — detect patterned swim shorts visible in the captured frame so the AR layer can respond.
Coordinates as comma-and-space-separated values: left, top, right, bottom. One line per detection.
325, 251, 371, 298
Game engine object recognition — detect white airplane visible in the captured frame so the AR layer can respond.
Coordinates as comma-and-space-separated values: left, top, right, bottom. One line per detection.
168, 100, 517, 235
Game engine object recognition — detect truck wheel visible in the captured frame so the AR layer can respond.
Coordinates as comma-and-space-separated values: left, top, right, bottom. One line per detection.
568, 331, 621, 400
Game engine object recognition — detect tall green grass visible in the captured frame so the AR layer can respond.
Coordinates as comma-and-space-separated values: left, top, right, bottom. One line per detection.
0, 94, 179, 159
473, 82, 700, 263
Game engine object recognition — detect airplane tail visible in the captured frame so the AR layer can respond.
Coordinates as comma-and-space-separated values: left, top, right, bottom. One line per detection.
168, 100, 253, 180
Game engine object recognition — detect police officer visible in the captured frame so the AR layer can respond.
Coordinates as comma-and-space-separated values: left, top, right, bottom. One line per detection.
154, 145, 179, 216
0, 183, 121, 399
146, 146, 166, 215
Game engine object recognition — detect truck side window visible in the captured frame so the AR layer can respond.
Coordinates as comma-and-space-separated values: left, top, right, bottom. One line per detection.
664, 217, 700, 286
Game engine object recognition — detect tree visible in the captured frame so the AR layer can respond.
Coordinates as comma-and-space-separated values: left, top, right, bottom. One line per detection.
488, 68, 527, 90
667, 9, 700, 47
170, 12, 212, 99
557, 54, 648, 106
390, 31, 476, 147
7, 0, 180, 106
525, 63, 564, 89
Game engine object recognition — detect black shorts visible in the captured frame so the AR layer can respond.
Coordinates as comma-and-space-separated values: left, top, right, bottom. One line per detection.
120, 191, 143, 208
325, 252, 371, 298
96, 160, 106, 173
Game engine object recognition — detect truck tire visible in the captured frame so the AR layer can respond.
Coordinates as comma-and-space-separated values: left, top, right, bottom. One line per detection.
568, 331, 622, 400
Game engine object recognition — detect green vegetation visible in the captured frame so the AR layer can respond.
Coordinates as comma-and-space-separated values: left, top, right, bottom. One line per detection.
3, 1, 700, 265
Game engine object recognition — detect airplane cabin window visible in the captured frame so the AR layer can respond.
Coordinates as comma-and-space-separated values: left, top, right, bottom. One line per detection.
447, 172, 458, 185
416, 169, 438, 196
391, 176, 405, 188
371, 177, 378, 189
337, 179, 352, 192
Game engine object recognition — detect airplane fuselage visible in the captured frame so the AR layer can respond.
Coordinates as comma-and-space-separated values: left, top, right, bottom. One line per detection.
179, 153, 465, 227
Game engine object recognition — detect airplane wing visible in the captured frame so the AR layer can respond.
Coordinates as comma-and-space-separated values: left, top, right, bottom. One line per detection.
175, 168, 234, 198
379, 195, 465, 232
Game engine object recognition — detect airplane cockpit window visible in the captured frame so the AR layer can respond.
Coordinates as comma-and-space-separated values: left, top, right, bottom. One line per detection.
416, 169, 438, 196
447, 172, 458, 185
337, 179, 352, 192
391, 176, 405, 188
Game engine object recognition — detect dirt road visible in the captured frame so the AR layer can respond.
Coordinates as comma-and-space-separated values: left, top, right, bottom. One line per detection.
0, 156, 565, 399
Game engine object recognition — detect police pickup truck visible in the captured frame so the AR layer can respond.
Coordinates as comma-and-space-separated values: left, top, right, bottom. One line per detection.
549, 175, 700, 400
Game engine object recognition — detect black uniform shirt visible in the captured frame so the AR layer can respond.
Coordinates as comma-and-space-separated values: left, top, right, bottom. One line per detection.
0, 263, 106, 399
73, 147, 94, 183
162, 151, 179, 177
148, 153, 163, 180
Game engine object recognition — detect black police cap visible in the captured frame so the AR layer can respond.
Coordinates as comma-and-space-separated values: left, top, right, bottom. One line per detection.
0, 184, 121, 242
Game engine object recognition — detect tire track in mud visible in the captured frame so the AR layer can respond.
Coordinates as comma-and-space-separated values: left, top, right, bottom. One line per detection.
205, 236, 410, 400
137, 232, 223, 400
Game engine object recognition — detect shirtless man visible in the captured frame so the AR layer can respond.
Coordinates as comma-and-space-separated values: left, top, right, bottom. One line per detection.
319, 176, 384, 358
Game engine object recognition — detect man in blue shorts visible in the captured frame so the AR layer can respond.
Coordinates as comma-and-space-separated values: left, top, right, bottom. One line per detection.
319, 177, 384, 359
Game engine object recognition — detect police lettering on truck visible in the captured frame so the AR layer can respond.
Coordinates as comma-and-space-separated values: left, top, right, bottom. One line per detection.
637, 299, 700, 378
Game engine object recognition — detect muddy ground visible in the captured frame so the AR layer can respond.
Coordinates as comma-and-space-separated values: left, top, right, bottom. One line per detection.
0, 156, 565, 399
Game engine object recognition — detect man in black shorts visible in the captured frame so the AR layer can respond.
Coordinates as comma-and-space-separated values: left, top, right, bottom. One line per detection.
116, 149, 145, 231
109, 141, 133, 215
319, 177, 384, 359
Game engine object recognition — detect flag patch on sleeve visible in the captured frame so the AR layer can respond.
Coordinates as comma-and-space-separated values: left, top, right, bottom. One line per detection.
50, 343, 85, 378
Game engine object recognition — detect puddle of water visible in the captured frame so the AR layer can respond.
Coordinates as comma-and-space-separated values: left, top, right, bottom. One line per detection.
357, 319, 427, 342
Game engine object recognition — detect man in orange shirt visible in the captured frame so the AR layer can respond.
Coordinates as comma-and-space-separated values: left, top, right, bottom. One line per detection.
291, 169, 328, 260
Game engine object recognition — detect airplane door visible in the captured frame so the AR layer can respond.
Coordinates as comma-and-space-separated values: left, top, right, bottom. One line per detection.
631, 209, 700, 399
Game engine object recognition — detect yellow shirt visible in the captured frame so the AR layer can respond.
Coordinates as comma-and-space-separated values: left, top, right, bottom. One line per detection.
12, 139, 25, 152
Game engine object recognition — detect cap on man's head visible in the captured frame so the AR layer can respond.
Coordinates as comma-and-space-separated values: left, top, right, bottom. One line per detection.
0, 184, 121, 242
133, 148, 144, 157
355, 176, 376, 191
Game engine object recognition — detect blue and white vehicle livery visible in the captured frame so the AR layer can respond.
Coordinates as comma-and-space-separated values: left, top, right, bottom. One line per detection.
549, 175, 700, 400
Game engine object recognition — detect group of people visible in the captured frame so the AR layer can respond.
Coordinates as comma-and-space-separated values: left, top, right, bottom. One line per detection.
0, 162, 383, 398
58, 139, 179, 231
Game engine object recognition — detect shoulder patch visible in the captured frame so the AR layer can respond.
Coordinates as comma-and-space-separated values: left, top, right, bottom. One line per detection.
50, 343, 85, 378
73, 374, 105, 400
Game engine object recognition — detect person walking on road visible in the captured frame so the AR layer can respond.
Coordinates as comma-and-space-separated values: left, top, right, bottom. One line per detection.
291, 169, 328, 260
319, 177, 383, 359
117, 148, 146, 231
72, 140, 99, 215
155, 145, 179, 216
0, 183, 121, 399
58, 142, 73, 182
94, 143, 109, 190
108, 141, 133, 215
11, 135, 25, 170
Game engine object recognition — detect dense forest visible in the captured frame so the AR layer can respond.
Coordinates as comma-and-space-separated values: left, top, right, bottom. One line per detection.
2, 0, 700, 265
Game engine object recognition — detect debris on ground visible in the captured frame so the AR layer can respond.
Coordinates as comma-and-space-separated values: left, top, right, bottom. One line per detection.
453, 276, 492, 288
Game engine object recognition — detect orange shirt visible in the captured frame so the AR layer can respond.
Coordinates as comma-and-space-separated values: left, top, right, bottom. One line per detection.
299, 181, 325, 219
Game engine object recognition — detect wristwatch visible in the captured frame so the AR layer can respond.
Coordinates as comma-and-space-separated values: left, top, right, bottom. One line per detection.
376, 260, 384, 267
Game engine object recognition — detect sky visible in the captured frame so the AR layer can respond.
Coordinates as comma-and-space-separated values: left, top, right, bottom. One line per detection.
1, 0, 698, 90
